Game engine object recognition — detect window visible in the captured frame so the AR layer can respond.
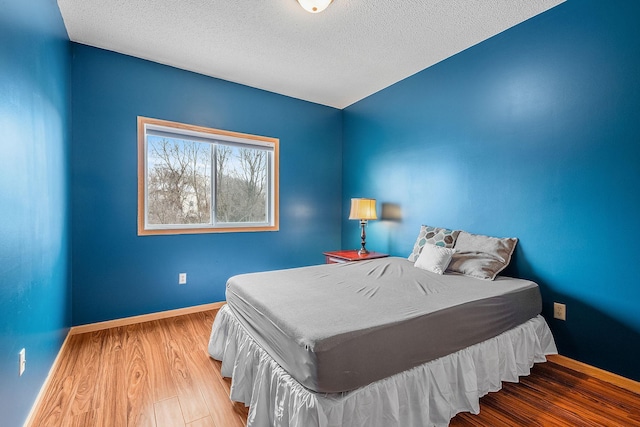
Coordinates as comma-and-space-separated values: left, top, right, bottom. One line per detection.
138, 117, 279, 235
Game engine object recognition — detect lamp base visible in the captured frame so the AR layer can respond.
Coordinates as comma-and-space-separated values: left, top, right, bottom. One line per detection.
358, 220, 369, 255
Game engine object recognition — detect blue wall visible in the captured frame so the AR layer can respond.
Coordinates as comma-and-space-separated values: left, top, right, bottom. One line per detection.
71, 45, 343, 325
343, 0, 640, 380
0, 0, 71, 425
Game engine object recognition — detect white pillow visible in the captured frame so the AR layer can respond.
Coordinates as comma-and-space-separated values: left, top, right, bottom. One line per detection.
414, 243, 455, 274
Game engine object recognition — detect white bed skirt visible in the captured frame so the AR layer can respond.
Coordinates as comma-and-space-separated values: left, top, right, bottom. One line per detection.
208, 304, 557, 427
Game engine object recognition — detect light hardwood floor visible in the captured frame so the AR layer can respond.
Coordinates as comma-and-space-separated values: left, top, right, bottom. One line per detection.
29, 310, 247, 427
29, 309, 640, 427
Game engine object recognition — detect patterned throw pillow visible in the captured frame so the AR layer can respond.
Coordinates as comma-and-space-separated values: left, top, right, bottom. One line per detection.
408, 225, 460, 262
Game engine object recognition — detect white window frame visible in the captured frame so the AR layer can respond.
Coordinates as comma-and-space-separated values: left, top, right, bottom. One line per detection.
137, 116, 279, 235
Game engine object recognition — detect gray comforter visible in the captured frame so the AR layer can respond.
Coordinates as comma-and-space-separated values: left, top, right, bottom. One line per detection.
226, 257, 541, 393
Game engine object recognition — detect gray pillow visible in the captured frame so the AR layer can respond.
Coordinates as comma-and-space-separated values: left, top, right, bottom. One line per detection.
447, 231, 518, 280
408, 225, 460, 262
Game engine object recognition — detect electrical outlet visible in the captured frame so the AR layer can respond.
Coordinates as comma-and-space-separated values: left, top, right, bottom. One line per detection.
19, 348, 26, 376
553, 302, 566, 321
179, 273, 187, 285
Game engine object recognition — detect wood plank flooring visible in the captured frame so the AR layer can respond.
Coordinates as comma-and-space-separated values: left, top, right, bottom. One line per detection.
29, 309, 640, 427
29, 310, 247, 427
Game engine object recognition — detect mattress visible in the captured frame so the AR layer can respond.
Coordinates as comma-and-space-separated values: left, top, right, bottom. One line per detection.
225, 256, 542, 393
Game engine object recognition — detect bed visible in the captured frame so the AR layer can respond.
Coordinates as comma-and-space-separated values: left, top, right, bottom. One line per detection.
208, 256, 557, 427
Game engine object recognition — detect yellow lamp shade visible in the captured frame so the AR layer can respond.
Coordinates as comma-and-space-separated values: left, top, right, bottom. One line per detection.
349, 198, 377, 221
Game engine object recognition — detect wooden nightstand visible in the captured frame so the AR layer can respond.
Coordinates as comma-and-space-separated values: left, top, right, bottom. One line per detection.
323, 250, 389, 264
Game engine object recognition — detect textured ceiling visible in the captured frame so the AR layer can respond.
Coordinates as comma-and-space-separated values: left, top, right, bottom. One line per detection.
57, 0, 564, 109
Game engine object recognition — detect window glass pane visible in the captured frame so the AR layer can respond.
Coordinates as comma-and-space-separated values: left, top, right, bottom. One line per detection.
147, 136, 212, 225
215, 144, 268, 224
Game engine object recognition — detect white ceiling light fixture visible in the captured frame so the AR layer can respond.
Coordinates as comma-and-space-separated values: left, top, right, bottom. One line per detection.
297, 0, 333, 13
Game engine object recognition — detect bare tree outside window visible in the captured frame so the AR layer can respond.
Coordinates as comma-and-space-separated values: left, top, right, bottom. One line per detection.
216, 145, 267, 223
147, 137, 212, 225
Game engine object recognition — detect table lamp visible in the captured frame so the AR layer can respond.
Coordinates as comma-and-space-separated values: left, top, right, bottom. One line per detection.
349, 198, 378, 255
